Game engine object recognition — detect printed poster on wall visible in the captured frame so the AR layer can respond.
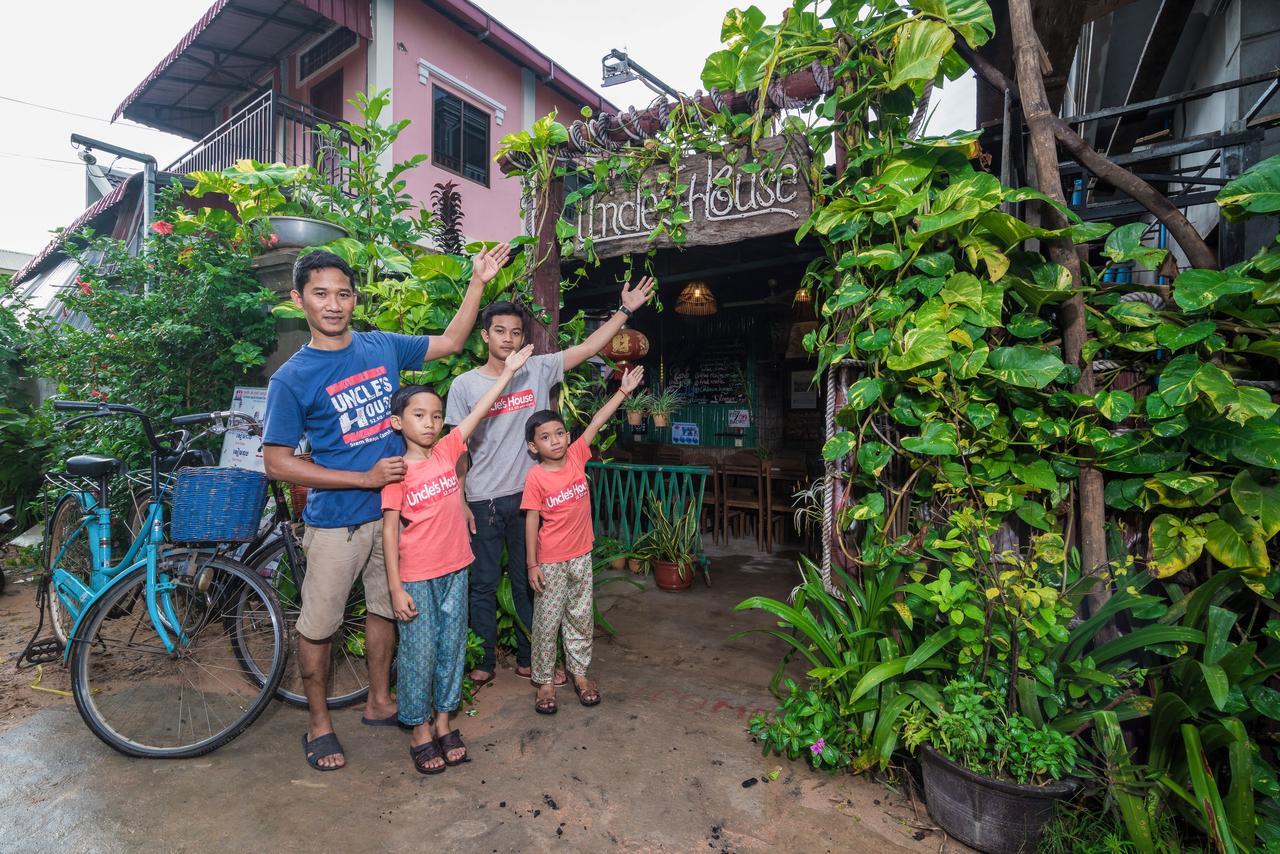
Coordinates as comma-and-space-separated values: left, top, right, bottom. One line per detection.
219, 386, 269, 472
671, 422, 700, 445
790, 371, 818, 409
728, 409, 751, 430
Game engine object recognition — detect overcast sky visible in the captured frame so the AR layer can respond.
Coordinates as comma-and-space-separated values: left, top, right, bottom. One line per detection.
0, 0, 975, 256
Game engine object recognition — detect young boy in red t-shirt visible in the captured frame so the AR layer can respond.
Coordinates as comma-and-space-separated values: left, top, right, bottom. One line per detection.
521, 366, 644, 714
382, 344, 533, 774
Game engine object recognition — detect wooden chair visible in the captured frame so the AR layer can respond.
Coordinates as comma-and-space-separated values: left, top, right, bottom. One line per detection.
684, 454, 721, 545
654, 446, 684, 466
720, 451, 764, 549
765, 456, 810, 554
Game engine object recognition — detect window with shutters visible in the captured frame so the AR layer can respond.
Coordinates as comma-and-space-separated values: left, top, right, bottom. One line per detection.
299, 27, 358, 84
432, 86, 490, 187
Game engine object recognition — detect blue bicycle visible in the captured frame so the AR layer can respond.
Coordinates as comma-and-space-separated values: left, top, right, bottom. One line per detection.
44, 401, 287, 758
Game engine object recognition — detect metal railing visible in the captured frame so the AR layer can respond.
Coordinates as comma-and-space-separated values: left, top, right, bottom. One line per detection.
587, 461, 710, 549
165, 90, 353, 184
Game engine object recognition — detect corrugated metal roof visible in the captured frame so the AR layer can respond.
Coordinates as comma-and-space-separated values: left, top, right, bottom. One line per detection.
114, 0, 368, 138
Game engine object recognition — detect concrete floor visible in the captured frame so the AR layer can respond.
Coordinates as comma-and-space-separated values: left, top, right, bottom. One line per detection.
0, 542, 956, 853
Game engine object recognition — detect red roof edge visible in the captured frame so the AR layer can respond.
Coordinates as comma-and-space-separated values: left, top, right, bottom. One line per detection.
10, 175, 142, 286
423, 0, 619, 116
112, 0, 233, 126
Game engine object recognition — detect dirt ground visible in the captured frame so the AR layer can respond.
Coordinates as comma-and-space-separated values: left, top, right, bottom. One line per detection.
0, 542, 971, 853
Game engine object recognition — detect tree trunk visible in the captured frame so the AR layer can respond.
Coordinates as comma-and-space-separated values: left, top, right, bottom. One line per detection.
530, 177, 565, 354
1006, 0, 1113, 635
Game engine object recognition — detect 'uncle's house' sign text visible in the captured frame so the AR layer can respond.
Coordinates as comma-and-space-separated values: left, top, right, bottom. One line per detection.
569, 135, 811, 259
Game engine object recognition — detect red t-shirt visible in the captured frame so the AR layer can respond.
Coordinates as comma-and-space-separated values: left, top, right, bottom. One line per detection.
380, 430, 473, 582
520, 436, 594, 564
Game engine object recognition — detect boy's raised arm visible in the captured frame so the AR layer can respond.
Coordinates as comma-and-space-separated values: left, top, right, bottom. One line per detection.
428, 242, 511, 359
581, 366, 645, 446
562, 277, 655, 371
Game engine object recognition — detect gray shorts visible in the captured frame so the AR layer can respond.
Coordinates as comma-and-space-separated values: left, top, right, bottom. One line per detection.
296, 519, 394, 640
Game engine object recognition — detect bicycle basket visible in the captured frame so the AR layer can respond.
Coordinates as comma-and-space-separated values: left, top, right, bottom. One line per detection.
170, 467, 268, 543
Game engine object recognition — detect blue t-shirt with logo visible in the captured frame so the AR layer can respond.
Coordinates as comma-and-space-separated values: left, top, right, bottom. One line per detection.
263, 331, 431, 528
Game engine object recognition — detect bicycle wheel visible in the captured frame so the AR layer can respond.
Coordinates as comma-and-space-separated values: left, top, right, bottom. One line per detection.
69, 555, 286, 758
46, 493, 94, 647
242, 535, 373, 709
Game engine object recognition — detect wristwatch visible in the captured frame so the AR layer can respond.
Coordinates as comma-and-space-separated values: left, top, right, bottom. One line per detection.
618, 304, 633, 318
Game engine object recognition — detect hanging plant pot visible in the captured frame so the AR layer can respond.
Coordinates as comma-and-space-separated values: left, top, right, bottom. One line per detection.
652, 413, 671, 428
267, 216, 348, 249
626, 410, 645, 426
920, 746, 1078, 854
652, 559, 692, 591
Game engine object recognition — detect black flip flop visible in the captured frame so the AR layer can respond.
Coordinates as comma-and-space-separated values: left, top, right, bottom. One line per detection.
470, 671, 495, 688
409, 739, 447, 775
302, 731, 345, 772
361, 713, 410, 729
439, 729, 472, 766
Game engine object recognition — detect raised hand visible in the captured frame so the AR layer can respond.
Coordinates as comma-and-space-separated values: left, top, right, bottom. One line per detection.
471, 242, 512, 286
619, 366, 645, 395
620, 276, 656, 312
504, 343, 535, 374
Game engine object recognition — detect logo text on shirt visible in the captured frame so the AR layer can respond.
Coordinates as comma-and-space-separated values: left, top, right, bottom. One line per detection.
487, 389, 536, 417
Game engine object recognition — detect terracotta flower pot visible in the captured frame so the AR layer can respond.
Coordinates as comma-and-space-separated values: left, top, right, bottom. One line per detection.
627, 557, 646, 575
610, 555, 627, 571
653, 559, 692, 591
652, 413, 671, 428
626, 410, 644, 426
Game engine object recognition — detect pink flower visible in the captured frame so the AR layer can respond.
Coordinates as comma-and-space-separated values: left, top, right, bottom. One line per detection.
150, 220, 174, 235
89, 389, 108, 401
75, 277, 93, 295
810, 738, 825, 755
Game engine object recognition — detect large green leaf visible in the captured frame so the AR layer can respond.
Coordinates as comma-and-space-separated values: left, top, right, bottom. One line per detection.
700, 49, 740, 91
1157, 353, 1203, 407
1155, 320, 1216, 351
822, 431, 857, 461
1091, 625, 1205, 663
847, 377, 884, 411
1095, 389, 1136, 422
901, 421, 959, 456
911, 0, 995, 46
885, 19, 954, 89
1198, 661, 1230, 710
1203, 605, 1237, 667
1194, 363, 1280, 425
1185, 419, 1280, 470
1204, 507, 1270, 572
1172, 268, 1257, 311
1014, 458, 1059, 492
982, 346, 1065, 388
1102, 222, 1168, 270
1230, 470, 1280, 538
885, 324, 952, 371
1181, 725, 1241, 854
1107, 301, 1162, 327
1217, 153, 1280, 220
1149, 513, 1206, 577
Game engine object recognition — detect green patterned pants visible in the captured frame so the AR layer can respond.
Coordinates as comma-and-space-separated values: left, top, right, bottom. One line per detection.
531, 552, 594, 684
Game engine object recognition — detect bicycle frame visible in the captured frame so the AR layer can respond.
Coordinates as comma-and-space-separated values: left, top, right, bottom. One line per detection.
52, 492, 189, 661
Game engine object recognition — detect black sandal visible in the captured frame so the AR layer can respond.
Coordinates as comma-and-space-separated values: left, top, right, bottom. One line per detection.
302, 731, 345, 772
438, 729, 471, 766
535, 696, 558, 715
409, 739, 447, 775
573, 678, 601, 707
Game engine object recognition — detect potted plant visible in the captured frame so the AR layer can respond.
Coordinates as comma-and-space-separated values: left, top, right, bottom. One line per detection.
593, 535, 629, 572
188, 160, 347, 248
634, 495, 700, 591
622, 390, 651, 426
901, 675, 1080, 854
647, 387, 684, 428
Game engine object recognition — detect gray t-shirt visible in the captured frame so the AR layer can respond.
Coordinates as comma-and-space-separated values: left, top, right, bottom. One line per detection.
445, 352, 565, 501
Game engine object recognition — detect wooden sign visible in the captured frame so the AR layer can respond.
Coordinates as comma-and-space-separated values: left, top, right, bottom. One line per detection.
569, 135, 811, 260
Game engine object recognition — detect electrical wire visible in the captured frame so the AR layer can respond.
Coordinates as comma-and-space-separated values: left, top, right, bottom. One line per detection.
0, 150, 87, 167
0, 94, 114, 124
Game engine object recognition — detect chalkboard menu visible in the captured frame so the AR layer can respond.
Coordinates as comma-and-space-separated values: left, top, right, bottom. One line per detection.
669, 337, 750, 404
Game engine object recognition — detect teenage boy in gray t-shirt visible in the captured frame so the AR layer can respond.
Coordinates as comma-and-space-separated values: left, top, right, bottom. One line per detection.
446, 279, 654, 686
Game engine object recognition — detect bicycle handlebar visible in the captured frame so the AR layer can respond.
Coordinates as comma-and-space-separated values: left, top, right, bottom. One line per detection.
54, 400, 168, 454
172, 410, 262, 435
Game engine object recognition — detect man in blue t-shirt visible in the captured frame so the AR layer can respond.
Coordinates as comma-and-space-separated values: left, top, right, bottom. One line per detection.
263, 246, 508, 772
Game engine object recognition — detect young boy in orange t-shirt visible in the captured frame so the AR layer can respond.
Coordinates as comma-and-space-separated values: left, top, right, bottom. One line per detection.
521, 366, 644, 714
382, 344, 533, 774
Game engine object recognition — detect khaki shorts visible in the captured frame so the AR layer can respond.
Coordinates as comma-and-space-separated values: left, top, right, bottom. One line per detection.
296, 519, 394, 641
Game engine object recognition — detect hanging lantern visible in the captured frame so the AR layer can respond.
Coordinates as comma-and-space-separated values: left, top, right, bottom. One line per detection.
793, 284, 812, 304
675, 280, 717, 316
602, 328, 649, 372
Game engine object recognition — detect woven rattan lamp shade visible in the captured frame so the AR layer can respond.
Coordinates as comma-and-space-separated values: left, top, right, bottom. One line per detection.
675, 280, 717, 316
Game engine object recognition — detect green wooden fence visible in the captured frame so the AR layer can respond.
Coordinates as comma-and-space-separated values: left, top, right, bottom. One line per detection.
587, 461, 710, 549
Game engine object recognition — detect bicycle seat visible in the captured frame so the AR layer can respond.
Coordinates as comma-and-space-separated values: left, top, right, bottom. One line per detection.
66, 454, 125, 478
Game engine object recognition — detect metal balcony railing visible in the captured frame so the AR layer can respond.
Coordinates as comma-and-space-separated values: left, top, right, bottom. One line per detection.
165, 90, 354, 185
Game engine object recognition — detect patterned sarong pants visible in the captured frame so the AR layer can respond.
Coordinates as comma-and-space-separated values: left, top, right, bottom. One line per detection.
396, 569, 468, 725
530, 552, 594, 685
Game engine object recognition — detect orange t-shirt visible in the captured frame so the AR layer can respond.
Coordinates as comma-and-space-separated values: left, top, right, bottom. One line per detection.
520, 436, 594, 564
380, 430, 473, 582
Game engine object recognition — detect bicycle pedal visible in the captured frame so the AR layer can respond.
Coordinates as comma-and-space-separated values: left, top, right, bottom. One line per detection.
19, 638, 62, 666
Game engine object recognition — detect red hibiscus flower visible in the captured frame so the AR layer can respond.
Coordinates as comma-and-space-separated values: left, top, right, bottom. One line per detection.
76, 277, 93, 295
89, 389, 108, 401
150, 220, 174, 235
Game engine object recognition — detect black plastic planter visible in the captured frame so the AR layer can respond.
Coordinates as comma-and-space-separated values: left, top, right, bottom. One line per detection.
920, 746, 1078, 854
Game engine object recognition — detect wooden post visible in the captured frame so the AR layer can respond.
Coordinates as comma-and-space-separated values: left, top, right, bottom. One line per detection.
530, 176, 564, 353
1006, 0, 1113, 635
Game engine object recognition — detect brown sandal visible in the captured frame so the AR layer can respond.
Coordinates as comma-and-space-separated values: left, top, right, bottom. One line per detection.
409, 739, 446, 775
572, 678, 601, 707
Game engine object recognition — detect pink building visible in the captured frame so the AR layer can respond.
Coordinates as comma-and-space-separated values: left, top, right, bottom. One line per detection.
114, 0, 616, 241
